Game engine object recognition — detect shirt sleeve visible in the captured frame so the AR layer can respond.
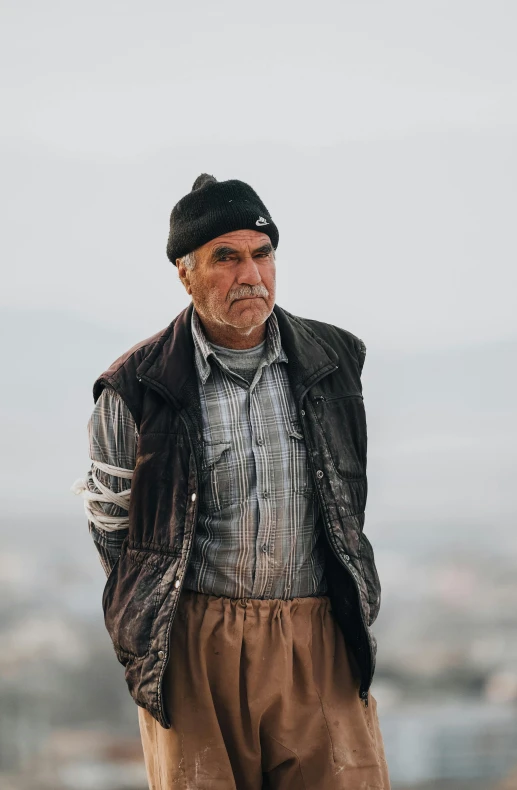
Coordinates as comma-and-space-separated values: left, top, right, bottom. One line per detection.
85, 388, 138, 577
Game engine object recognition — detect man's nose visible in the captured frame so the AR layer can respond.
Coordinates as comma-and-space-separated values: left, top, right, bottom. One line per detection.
236, 255, 262, 285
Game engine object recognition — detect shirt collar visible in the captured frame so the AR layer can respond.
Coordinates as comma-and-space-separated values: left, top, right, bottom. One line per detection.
191, 305, 288, 385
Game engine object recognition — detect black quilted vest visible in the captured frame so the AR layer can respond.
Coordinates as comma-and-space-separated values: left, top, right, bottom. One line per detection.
94, 303, 381, 728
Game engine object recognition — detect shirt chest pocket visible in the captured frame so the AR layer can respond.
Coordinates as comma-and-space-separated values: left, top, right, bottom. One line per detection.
200, 440, 233, 515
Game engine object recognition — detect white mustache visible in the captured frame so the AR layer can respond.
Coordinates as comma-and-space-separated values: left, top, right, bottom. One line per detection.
229, 285, 269, 301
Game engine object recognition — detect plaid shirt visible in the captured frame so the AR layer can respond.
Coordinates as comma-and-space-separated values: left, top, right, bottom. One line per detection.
85, 308, 327, 598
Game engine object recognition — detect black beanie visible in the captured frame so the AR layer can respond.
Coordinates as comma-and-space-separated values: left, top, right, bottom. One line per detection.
166, 174, 279, 265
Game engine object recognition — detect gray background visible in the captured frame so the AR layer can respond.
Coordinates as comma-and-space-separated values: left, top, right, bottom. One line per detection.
1, 1, 516, 788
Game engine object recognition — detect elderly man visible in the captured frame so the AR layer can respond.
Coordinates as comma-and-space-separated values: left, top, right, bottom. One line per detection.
76, 174, 390, 789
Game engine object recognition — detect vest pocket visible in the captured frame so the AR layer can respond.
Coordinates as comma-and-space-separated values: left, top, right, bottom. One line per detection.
312, 394, 366, 480
102, 543, 179, 660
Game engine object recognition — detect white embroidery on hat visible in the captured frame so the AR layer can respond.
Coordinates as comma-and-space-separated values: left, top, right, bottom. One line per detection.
256, 216, 269, 226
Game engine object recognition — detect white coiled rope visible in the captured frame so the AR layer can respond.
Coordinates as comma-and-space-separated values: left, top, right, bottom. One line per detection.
71, 460, 133, 532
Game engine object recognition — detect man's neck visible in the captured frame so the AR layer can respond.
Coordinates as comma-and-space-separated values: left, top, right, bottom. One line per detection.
195, 311, 268, 350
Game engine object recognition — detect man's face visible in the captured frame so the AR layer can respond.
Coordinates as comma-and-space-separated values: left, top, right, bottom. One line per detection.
177, 229, 276, 334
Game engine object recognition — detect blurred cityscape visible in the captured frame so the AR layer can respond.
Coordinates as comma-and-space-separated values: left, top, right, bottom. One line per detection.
1, 512, 517, 789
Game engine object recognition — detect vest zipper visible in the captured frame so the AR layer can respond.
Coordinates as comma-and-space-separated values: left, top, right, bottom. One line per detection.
137, 376, 200, 580
298, 372, 372, 708
136, 374, 200, 727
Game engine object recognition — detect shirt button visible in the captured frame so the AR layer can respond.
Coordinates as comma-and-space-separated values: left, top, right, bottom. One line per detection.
316, 470, 324, 479
263, 490, 269, 498
300, 410, 305, 417
191, 492, 197, 502
174, 579, 181, 589
157, 650, 165, 660
257, 437, 264, 445
262, 544, 268, 553
343, 554, 350, 561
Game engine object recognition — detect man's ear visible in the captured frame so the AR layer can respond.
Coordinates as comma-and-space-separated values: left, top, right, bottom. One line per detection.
176, 260, 192, 295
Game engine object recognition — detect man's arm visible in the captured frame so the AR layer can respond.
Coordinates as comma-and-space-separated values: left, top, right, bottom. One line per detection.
73, 388, 138, 577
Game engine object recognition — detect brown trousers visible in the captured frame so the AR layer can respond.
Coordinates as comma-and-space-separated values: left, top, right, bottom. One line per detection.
138, 590, 391, 789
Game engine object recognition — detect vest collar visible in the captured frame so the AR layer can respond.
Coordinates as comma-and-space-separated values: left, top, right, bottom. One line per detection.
136, 302, 339, 410
272, 304, 339, 403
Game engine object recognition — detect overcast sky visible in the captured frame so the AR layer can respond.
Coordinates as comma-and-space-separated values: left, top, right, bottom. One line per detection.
1, 0, 516, 353
2, 0, 517, 527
